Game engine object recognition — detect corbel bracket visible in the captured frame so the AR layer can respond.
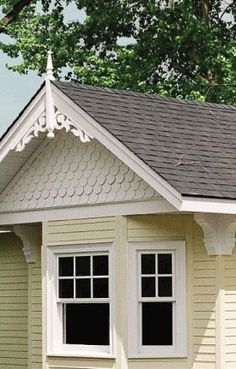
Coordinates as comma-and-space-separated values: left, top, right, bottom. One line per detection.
194, 213, 236, 255
13, 225, 41, 263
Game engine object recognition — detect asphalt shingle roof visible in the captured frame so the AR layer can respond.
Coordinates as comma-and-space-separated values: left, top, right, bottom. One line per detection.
54, 81, 236, 200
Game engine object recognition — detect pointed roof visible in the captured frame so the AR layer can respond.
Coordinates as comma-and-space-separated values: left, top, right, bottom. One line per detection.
1, 79, 236, 217
53, 81, 236, 200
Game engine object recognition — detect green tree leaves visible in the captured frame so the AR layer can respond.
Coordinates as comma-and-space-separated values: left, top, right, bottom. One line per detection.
1, 0, 236, 104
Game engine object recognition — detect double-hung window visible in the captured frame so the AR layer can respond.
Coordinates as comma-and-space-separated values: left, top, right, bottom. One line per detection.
128, 241, 186, 357
46, 243, 113, 357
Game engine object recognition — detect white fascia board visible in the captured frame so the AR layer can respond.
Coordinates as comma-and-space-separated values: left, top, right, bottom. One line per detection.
0, 86, 46, 163
52, 85, 183, 210
181, 196, 236, 214
0, 198, 176, 226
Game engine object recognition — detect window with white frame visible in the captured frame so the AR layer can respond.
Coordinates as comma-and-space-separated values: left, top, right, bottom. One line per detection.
128, 241, 186, 357
46, 243, 113, 357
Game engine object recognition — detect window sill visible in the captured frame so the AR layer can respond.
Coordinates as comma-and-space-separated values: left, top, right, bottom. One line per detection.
47, 352, 115, 359
128, 353, 187, 359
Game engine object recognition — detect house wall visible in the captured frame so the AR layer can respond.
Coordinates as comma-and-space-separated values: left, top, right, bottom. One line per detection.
224, 248, 236, 369
28, 242, 42, 369
40, 213, 229, 369
0, 233, 28, 369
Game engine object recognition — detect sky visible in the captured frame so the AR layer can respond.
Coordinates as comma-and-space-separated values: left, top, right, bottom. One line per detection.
0, 3, 83, 137
0, 51, 41, 136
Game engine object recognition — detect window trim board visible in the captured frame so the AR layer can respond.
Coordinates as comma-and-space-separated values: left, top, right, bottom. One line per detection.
46, 242, 114, 357
128, 240, 187, 358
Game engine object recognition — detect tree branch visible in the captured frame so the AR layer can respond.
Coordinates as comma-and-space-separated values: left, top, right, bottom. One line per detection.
170, 61, 196, 79
220, 2, 234, 21
1, 0, 33, 26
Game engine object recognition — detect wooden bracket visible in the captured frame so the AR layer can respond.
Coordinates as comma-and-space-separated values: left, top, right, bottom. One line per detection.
13, 224, 41, 263
194, 213, 236, 255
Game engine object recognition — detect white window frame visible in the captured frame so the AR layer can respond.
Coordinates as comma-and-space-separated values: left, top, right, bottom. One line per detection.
46, 242, 114, 357
128, 240, 187, 358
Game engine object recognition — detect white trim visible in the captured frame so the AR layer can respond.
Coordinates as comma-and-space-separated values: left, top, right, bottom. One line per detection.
0, 87, 46, 161
46, 242, 114, 357
181, 196, 236, 214
128, 240, 187, 358
0, 198, 176, 226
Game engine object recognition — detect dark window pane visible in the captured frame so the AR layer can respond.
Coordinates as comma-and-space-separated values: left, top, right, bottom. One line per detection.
93, 255, 108, 276
76, 279, 91, 298
59, 257, 73, 276
59, 279, 74, 298
76, 256, 90, 276
158, 254, 172, 274
141, 254, 155, 274
142, 302, 173, 345
65, 303, 109, 345
142, 277, 155, 297
93, 278, 109, 298
158, 277, 172, 297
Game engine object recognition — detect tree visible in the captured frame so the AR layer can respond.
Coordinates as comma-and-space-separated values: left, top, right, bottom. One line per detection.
1, 0, 236, 104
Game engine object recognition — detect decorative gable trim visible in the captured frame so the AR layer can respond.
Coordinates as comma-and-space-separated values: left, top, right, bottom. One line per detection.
14, 79, 92, 153
14, 108, 92, 152
13, 224, 41, 263
194, 213, 236, 255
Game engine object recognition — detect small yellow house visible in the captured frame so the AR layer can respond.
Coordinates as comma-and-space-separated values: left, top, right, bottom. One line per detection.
1, 55, 236, 369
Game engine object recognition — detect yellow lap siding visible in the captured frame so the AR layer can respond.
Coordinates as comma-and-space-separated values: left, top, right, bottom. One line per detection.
0, 233, 28, 369
44, 217, 116, 369
28, 243, 42, 369
224, 249, 236, 367
192, 222, 217, 369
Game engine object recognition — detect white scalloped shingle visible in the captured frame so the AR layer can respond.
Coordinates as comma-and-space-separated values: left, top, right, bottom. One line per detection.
0, 130, 159, 212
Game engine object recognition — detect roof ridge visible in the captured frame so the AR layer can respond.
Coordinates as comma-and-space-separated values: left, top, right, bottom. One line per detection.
54, 80, 236, 111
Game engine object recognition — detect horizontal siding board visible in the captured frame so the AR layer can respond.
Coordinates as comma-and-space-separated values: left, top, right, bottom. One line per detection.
30, 245, 42, 369
0, 234, 28, 368
192, 222, 217, 369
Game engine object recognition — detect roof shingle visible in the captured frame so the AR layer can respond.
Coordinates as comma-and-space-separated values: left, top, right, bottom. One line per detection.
54, 81, 236, 199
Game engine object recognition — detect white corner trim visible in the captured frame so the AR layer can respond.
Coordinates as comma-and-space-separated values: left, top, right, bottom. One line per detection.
194, 213, 236, 255
13, 224, 41, 263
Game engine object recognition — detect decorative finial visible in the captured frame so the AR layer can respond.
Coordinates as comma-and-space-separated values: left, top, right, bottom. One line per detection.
46, 50, 55, 81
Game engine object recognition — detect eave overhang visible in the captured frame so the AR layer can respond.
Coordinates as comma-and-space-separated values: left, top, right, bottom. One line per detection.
1, 81, 236, 219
